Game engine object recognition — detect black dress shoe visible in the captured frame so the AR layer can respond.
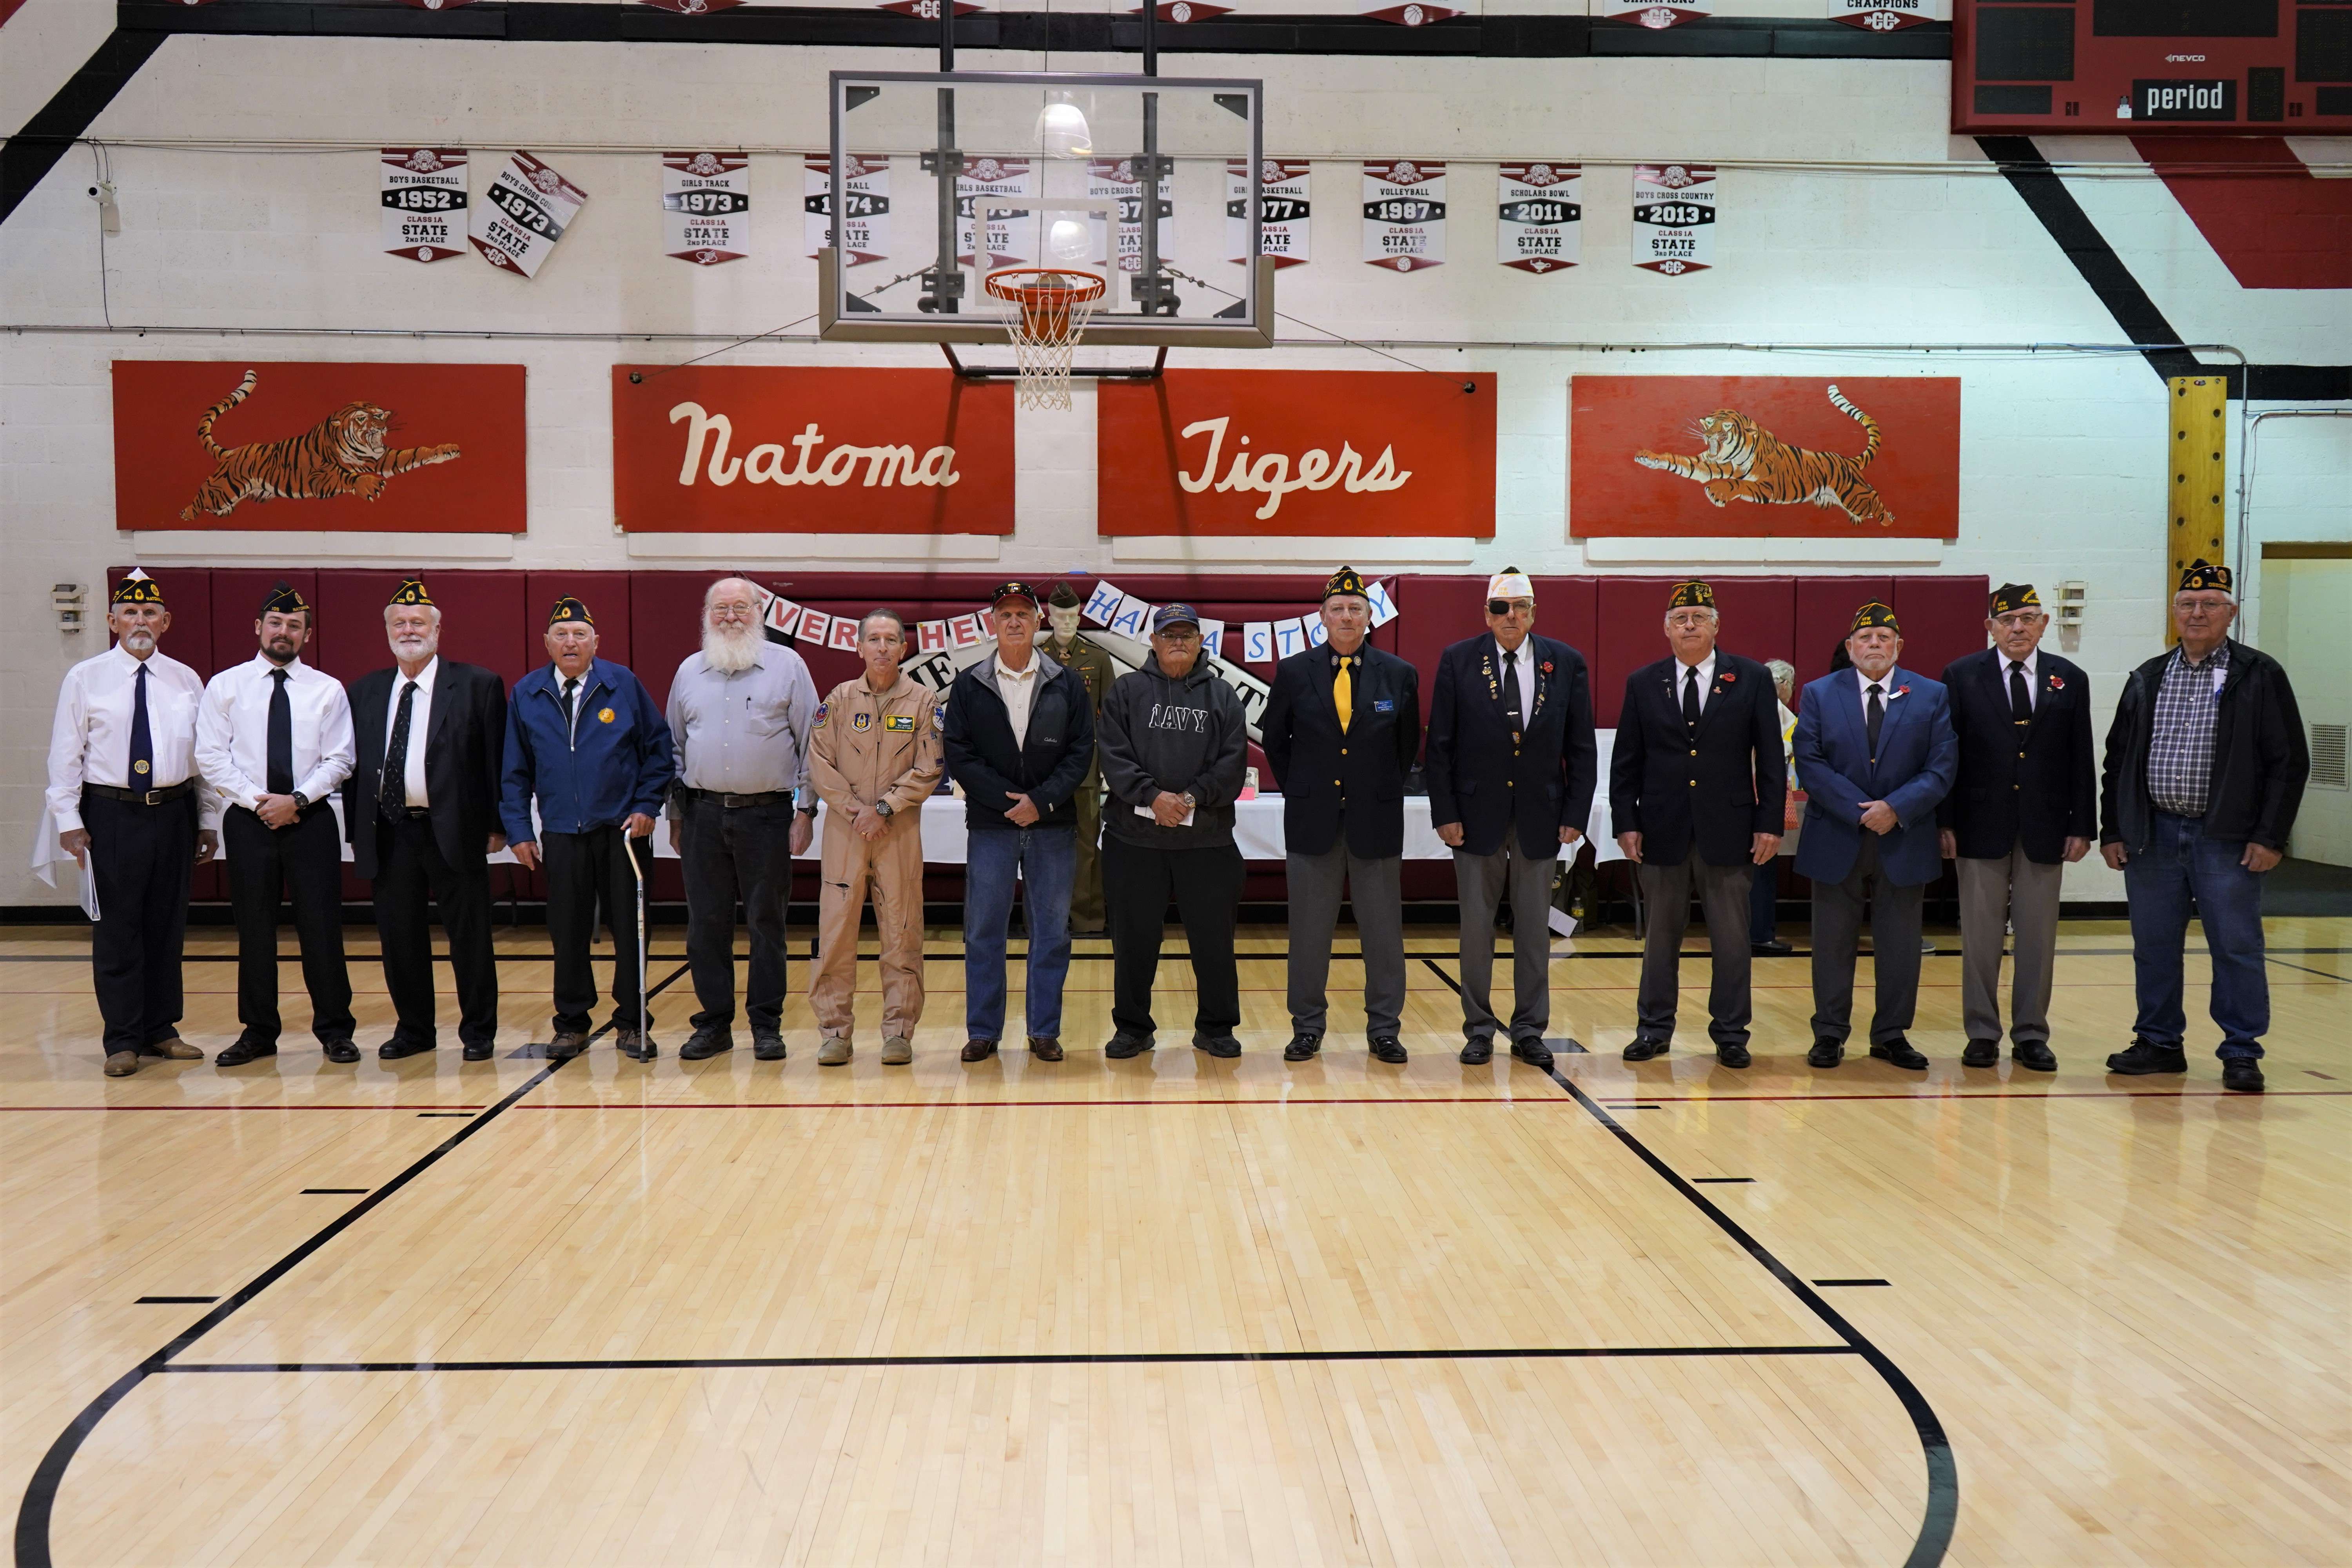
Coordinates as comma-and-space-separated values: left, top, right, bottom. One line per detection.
1105, 1033, 1154, 1060
378, 1037, 436, 1061
2105, 1040, 2187, 1076
2221, 1058, 2265, 1093
1622, 1037, 1670, 1063
1282, 1033, 1322, 1062
1715, 1042, 1751, 1069
321, 1038, 361, 1065
1459, 1038, 1495, 1065
1028, 1036, 1064, 1062
1869, 1038, 1929, 1070
1960, 1039, 2000, 1069
1368, 1036, 1408, 1064
461, 1040, 494, 1062
1193, 1034, 1241, 1059
1510, 1039, 1555, 1069
1751, 938, 1794, 957
753, 1029, 786, 1062
548, 1031, 590, 1060
615, 1028, 657, 1062
681, 1028, 735, 1062
2011, 1040, 2058, 1073
1807, 1038, 1844, 1069
215, 1037, 278, 1067
961, 1038, 998, 1062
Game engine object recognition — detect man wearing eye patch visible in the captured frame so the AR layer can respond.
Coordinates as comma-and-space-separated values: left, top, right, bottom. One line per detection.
1426, 568, 1596, 1067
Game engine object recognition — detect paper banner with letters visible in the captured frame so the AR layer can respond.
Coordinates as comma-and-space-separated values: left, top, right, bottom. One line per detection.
1632, 163, 1715, 276
471, 151, 587, 278
662, 152, 748, 266
1497, 162, 1580, 274
805, 154, 890, 266
1229, 159, 1310, 269
1362, 159, 1445, 272
380, 148, 466, 263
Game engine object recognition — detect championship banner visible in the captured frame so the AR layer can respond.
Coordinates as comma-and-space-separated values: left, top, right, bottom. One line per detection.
1362, 160, 1445, 272
1632, 163, 1715, 276
662, 152, 748, 266
1827, 0, 1946, 28
876, 0, 985, 15
1601, 0, 1708, 25
1497, 162, 1581, 274
380, 148, 466, 263
639, 0, 744, 11
1568, 374, 1961, 541
1129, 2, 1233, 19
805, 154, 890, 266
1229, 159, 1310, 269
1097, 369, 1496, 537
112, 360, 526, 533
611, 365, 1015, 534
1087, 157, 1176, 274
470, 151, 587, 278
956, 156, 1036, 269
1360, 2, 1463, 22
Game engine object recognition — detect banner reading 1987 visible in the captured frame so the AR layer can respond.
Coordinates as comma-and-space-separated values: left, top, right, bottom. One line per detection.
1362, 159, 1445, 272
381, 148, 466, 263
1497, 162, 1581, 274
662, 152, 748, 267
1632, 163, 1716, 276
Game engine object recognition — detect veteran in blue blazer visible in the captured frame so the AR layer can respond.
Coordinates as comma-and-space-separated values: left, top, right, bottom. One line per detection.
1791, 600, 1957, 1071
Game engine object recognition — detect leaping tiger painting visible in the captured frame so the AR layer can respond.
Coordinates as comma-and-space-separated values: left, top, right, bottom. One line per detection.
1632, 383, 1895, 528
178, 368, 462, 521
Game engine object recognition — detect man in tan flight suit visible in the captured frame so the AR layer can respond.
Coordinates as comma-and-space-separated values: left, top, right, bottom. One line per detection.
1043, 581, 1117, 933
808, 609, 944, 1065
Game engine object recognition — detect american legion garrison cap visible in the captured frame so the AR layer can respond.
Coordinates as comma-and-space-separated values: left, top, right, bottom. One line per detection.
110, 569, 165, 606
1988, 583, 2041, 617
2177, 559, 2233, 593
1849, 600, 1900, 633
546, 595, 595, 627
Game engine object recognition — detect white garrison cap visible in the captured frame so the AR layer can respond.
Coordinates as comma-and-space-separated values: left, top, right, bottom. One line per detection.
1486, 566, 1534, 601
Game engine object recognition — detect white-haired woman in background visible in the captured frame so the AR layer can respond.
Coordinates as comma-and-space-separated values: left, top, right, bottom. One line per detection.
1750, 659, 1800, 956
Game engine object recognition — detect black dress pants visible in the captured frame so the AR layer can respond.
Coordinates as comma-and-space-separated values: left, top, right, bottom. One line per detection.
372, 814, 499, 1050
1103, 834, 1244, 1040
83, 789, 196, 1056
543, 826, 649, 1034
678, 795, 794, 1033
225, 805, 353, 1046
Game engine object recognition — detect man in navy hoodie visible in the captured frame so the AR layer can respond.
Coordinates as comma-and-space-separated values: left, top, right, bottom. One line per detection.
503, 596, 676, 1060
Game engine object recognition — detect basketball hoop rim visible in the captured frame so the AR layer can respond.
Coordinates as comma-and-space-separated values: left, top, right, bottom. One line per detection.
983, 266, 1109, 306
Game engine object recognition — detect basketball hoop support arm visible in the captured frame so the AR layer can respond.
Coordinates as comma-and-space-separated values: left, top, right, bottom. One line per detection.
940, 343, 1167, 380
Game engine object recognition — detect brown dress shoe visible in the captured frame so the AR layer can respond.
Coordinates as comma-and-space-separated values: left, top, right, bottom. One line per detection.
149, 1035, 204, 1060
1028, 1036, 1064, 1062
961, 1039, 998, 1062
104, 1051, 140, 1077
548, 1031, 590, 1060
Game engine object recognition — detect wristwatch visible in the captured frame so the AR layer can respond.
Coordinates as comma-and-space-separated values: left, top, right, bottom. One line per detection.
1179, 792, 1197, 809
797, 802, 819, 819
290, 791, 309, 811
875, 800, 895, 819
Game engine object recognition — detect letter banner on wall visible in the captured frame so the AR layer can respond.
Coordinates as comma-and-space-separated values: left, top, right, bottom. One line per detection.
1096, 369, 1496, 537
662, 152, 748, 266
1088, 157, 1177, 273
471, 151, 587, 278
805, 154, 890, 265
1362, 160, 1445, 272
1632, 163, 1715, 276
957, 156, 1036, 268
612, 366, 1014, 534
1497, 162, 1580, 273
1229, 159, 1310, 268
1568, 375, 1960, 540
380, 148, 466, 263
1827, 0, 1947, 29
112, 361, 526, 533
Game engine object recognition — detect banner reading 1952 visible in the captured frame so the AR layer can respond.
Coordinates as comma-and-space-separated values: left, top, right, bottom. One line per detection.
381, 148, 466, 263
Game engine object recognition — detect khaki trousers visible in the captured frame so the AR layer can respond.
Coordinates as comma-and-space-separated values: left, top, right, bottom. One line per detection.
811, 817, 927, 1039
1956, 846, 2062, 1046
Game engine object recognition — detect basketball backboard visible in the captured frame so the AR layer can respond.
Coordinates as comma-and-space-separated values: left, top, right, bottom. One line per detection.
818, 71, 1274, 348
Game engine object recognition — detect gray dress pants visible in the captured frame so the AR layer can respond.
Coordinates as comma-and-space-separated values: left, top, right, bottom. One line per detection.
1808, 832, 1924, 1047
1957, 847, 2063, 1045
1635, 849, 1756, 1048
1453, 838, 1558, 1044
1286, 837, 1406, 1040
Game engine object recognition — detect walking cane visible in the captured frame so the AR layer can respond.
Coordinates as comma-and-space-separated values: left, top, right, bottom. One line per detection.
628, 829, 649, 1054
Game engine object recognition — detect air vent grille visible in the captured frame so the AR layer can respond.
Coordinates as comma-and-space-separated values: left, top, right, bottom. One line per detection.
2312, 722, 2348, 790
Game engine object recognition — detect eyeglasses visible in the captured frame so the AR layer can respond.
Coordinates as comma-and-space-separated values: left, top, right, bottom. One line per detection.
1487, 599, 1534, 616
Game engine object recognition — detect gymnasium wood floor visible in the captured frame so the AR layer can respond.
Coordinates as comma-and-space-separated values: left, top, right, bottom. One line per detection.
2, 915, 2345, 1568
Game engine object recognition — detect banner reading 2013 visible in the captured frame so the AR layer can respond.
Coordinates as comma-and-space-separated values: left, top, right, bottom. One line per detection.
1633, 163, 1716, 276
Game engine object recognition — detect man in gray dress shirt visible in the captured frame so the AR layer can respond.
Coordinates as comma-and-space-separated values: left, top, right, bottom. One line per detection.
666, 577, 819, 1061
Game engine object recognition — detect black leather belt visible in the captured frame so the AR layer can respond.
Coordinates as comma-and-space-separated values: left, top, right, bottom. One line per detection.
679, 786, 794, 809
381, 804, 433, 822
84, 780, 193, 806
232, 800, 332, 823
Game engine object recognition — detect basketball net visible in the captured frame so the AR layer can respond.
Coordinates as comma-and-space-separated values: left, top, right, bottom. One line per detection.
984, 267, 1107, 411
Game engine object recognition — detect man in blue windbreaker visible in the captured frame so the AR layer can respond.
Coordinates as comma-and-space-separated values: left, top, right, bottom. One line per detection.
503, 595, 676, 1061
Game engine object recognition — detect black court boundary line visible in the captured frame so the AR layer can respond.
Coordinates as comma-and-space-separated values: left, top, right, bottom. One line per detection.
1530, 1057, 1959, 1567
9, 961, 685, 1568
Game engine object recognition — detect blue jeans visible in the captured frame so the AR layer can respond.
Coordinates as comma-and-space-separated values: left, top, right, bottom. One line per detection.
2124, 811, 2269, 1059
964, 826, 1076, 1042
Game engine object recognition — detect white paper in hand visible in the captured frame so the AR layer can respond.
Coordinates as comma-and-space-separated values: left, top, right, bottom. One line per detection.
79, 864, 100, 923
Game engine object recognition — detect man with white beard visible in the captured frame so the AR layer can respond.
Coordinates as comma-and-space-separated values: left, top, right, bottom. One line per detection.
665, 577, 819, 1062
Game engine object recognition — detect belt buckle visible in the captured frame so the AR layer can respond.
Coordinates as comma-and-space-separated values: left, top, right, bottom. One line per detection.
143, 788, 166, 807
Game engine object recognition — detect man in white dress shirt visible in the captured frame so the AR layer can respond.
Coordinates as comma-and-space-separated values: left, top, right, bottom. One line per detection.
45, 570, 218, 1077
197, 581, 358, 1067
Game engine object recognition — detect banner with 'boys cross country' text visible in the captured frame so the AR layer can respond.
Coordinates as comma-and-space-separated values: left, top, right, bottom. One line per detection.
612, 365, 1014, 534
1096, 369, 1495, 537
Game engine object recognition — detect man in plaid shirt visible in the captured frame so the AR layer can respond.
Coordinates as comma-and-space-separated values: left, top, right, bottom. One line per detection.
2099, 560, 2309, 1094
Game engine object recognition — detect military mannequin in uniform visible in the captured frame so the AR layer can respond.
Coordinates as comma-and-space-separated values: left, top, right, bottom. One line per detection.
1042, 582, 1117, 934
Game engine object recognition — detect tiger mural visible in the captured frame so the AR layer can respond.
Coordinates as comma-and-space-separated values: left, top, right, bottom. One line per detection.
178, 368, 462, 522
1632, 383, 1895, 528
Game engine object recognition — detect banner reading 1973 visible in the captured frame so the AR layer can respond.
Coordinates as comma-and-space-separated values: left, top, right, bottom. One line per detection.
662, 152, 748, 266
470, 151, 588, 279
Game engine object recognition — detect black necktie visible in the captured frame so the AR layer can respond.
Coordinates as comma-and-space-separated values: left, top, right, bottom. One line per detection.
381, 680, 417, 817
1682, 666, 1702, 728
2008, 659, 2032, 725
128, 663, 153, 785
266, 668, 294, 796
1866, 682, 1885, 760
1502, 649, 1524, 734
563, 677, 581, 733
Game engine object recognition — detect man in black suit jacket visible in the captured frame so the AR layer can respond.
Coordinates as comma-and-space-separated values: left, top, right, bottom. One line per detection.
1938, 583, 2095, 1073
1262, 566, 1422, 1063
345, 578, 508, 1062
1609, 581, 1784, 1068
1425, 567, 1595, 1068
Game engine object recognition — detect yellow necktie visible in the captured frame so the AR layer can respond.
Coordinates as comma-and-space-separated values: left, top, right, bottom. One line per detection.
1334, 656, 1354, 734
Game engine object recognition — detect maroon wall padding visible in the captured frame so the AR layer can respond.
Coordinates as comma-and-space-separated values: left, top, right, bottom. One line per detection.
312, 570, 532, 687
207, 569, 320, 679
1793, 576, 1893, 688
1891, 575, 1991, 685
527, 572, 634, 677
1706, 576, 1797, 675
106, 565, 217, 675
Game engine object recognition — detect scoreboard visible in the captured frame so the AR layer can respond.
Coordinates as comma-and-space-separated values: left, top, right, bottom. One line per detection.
1953, 0, 2352, 134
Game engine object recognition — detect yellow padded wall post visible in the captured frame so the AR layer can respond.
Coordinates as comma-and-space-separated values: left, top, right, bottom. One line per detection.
2167, 376, 2228, 646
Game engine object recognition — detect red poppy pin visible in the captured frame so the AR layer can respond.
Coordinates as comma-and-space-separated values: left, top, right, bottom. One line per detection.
1721, 671, 1736, 682
2047, 675, 2064, 691
1539, 661, 1554, 675
1893, 684, 1911, 698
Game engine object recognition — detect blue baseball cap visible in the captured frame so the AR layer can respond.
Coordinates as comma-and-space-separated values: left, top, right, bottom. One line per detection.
1152, 603, 1202, 633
